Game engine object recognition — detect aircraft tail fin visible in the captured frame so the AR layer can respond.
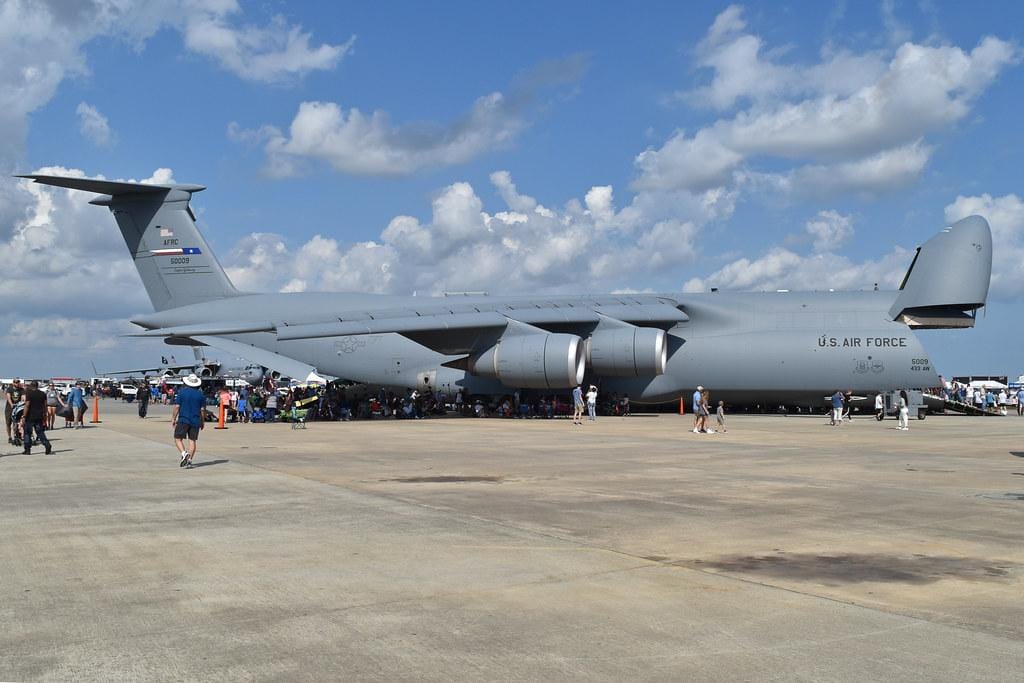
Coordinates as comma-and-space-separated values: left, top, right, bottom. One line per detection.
889, 215, 992, 329
16, 174, 242, 312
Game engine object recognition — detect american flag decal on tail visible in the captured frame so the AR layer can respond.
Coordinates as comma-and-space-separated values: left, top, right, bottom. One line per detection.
150, 247, 202, 256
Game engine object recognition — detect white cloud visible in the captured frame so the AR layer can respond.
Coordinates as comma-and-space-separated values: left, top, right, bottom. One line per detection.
881, 0, 912, 47
634, 128, 743, 192
4, 166, 154, 318
687, 5, 888, 111
786, 140, 932, 197
683, 193, 1024, 298
181, 10, 354, 83
805, 210, 854, 253
683, 246, 912, 294
0, 165, 220, 374
223, 172, 713, 296
234, 56, 588, 177
637, 6, 1018, 197
0, 0, 349, 166
944, 193, 1024, 298
76, 102, 113, 147
2, 316, 132, 351
255, 94, 524, 177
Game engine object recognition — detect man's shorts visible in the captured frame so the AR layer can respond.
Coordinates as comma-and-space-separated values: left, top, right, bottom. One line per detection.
174, 423, 200, 440
574, 401, 584, 411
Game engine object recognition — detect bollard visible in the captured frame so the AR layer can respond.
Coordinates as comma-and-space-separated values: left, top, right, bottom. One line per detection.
214, 404, 228, 430
679, 396, 684, 415
90, 395, 102, 423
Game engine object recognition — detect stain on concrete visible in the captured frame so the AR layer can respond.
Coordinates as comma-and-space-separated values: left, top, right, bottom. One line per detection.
976, 492, 1024, 501
383, 475, 504, 484
694, 553, 1015, 585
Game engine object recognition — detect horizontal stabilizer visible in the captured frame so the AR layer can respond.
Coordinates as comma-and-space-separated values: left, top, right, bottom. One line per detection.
16, 174, 205, 195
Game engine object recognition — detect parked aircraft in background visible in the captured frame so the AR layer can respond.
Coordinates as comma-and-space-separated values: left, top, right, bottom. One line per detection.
19, 174, 992, 408
95, 347, 267, 386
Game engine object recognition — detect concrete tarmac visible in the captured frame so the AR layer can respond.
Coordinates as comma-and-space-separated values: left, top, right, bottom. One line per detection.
2, 401, 1023, 680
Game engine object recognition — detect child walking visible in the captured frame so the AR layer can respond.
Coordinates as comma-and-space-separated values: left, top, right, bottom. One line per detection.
716, 400, 728, 433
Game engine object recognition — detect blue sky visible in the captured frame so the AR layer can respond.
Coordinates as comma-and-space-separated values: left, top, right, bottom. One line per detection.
1, 0, 1022, 379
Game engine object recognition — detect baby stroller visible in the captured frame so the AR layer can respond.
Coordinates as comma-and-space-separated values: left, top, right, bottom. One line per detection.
10, 401, 31, 448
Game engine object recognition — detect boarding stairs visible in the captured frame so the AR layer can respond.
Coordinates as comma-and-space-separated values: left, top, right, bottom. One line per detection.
924, 393, 1002, 416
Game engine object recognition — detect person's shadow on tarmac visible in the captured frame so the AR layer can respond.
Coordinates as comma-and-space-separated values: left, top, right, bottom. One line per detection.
188, 459, 230, 468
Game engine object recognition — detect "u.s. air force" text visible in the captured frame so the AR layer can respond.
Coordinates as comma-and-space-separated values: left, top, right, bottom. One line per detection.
817, 335, 908, 348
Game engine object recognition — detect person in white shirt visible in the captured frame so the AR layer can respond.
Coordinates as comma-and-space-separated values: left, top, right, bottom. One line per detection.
874, 393, 884, 421
585, 385, 598, 422
897, 393, 909, 431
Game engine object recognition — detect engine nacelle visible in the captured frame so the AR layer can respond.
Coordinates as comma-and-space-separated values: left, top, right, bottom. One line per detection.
586, 326, 667, 377
197, 365, 215, 378
469, 333, 585, 389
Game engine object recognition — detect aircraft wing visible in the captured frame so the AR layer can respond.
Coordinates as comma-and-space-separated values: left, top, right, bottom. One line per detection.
98, 365, 166, 376
130, 299, 688, 355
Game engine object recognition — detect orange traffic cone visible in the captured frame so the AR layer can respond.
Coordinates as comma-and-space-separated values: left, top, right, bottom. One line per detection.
90, 395, 102, 423
215, 404, 228, 429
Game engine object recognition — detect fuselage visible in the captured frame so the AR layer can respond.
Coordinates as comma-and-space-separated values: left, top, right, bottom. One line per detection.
134, 289, 938, 406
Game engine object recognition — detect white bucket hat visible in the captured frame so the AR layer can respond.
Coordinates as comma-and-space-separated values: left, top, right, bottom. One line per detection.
182, 373, 202, 387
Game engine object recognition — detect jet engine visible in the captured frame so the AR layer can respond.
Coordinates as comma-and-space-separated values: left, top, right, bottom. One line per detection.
469, 333, 585, 389
586, 326, 667, 377
197, 365, 215, 378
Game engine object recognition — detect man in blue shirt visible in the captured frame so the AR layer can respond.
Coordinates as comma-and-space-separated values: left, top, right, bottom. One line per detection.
831, 390, 844, 426
172, 374, 207, 469
67, 381, 87, 429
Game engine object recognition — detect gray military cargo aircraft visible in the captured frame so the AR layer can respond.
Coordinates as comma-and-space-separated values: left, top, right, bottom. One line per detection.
95, 346, 268, 386
17, 174, 992, 408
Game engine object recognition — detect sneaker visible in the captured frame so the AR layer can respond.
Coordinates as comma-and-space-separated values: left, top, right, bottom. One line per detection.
706, 429, 716, 434
179, 451, 188, 468
44, 446, 52, 455
185, 461, 194, 469
692, 428, 699, 433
